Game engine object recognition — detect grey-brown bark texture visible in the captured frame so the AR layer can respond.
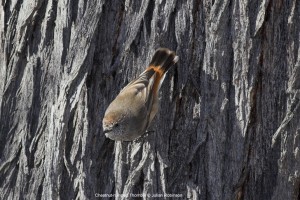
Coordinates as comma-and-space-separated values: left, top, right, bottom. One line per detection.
0, 0, 300, 199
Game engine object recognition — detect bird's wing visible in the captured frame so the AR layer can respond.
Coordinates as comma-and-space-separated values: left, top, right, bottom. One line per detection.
119, 69, 156, 129
120, 69, 155, 105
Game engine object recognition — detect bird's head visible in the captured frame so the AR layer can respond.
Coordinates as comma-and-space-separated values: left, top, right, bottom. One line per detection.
102, 106, 144, 141
102, 110, 128, 140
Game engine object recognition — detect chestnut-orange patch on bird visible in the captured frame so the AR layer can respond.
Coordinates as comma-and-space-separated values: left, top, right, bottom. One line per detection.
103, 113, 117, 124
146, 65, 165, 95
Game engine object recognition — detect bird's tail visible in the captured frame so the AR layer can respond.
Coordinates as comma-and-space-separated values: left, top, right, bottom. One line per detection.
148, 48, 178, 73
145, 48, 178, 95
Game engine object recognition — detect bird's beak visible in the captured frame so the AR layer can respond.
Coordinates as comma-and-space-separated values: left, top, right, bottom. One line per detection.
103, 128, 112, 134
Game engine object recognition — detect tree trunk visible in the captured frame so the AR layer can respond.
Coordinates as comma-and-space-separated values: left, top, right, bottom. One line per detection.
1, 0, 300, 199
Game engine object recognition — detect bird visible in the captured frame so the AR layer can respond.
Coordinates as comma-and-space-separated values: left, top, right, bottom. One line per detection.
102, 48, 178, 141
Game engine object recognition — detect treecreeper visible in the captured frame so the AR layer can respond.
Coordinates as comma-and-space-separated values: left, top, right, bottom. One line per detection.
102, 48, 178, 141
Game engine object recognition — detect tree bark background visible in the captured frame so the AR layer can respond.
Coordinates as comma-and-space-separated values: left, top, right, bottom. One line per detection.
0, 0, 300, 199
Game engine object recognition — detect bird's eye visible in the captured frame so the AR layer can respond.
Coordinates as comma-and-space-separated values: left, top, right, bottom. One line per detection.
115, 123, 119, 127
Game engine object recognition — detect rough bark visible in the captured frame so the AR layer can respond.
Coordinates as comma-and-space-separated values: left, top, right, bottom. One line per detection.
0, 0, 299, 199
